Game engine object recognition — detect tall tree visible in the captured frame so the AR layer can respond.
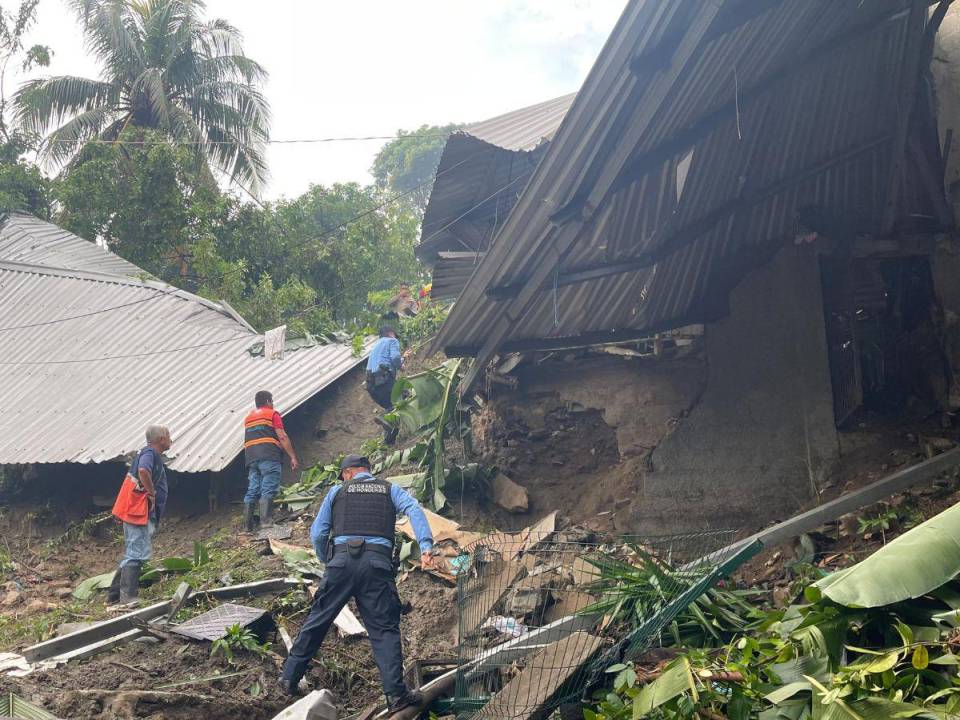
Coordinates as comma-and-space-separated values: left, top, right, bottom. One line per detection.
14, 0, 270, 194
0, 0, 50, 215
371, 124, 460, 216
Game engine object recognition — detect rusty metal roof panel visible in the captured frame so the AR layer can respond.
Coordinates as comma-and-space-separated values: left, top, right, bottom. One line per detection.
0, 218, 370, 472
435, 0, 929, 358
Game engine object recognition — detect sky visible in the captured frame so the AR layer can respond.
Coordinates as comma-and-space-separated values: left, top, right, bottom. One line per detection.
16, 0, 625, 201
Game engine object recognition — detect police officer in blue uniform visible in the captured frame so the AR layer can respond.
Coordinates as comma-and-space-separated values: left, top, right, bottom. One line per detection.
279, 454, 435, 714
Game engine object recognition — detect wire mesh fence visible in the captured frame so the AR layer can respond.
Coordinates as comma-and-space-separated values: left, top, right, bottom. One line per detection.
452, 529, 757, 720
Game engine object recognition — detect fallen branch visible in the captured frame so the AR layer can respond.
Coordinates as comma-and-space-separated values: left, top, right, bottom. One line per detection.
108, 660, 150, 677
155, 671, 249, 690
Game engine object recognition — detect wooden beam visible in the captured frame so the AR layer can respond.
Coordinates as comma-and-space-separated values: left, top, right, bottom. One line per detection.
23, 577, 304, 663
732, 447, 960, 552
908, 135, 955, 228
881, 1, 943, 233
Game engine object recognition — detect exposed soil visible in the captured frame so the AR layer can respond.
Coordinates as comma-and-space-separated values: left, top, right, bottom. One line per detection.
0, 493, 458, 720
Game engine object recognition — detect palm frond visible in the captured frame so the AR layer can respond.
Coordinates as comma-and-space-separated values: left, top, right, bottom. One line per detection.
14, 76, 120, 133
42, 105, 119, 165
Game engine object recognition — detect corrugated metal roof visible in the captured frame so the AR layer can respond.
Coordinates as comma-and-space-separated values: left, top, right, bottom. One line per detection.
435, 0, 944, 366
417, 95, 575, 270
465, 94, 576, 152
0, 216, 370, 472
0, 212, 143, 277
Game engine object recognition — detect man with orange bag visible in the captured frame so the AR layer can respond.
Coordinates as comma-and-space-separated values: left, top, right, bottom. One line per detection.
107, 425, 172, 605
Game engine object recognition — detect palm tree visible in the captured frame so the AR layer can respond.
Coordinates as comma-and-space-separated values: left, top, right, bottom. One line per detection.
14, 0, 270, 194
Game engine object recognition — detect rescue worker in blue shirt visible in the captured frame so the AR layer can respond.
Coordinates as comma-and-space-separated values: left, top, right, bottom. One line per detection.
366, 325, 403, 445
279, 454, 434, 714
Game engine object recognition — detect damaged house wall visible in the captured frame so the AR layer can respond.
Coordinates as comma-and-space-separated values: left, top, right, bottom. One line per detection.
633, 247, 840, 533
477, 247, 839, 534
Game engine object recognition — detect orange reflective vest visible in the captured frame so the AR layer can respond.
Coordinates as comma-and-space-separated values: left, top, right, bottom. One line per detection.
244, 406, 282, 465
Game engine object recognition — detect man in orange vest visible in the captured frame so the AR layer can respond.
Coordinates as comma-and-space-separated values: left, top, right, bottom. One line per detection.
107, 425, 172, 605
243, 391, 299, 532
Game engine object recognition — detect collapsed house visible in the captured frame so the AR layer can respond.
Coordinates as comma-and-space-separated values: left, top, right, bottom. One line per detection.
0, 212, 368, 505
425, 0, 960, 533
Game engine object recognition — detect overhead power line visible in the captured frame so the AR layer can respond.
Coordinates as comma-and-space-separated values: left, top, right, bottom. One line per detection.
0, 150, 527, 364
0, 333, 251, 366
43, 133, 455, 147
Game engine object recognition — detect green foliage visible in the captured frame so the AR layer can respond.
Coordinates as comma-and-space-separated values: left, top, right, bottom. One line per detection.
590, 501, 960, 720
210, 624, 268, 664
818, 501, 960, 608
370, 124, 460, 215
857, 508, 899, 540
382, 358, 485, 511
276, 461, 340, 511
15, 0, 270, 193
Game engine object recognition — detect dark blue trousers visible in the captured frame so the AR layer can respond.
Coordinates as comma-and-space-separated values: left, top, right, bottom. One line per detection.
281, 547, 405, 696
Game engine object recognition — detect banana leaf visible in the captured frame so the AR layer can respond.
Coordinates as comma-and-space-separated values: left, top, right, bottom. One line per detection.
633, 657, 698, 717
73, 571, 115, 600
815, 501, 960, 608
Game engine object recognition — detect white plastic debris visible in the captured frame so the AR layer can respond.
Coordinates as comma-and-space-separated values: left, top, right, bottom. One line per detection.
482, 616, 528, 638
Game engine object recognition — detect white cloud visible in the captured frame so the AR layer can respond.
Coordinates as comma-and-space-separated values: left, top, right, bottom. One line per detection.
15, 0, 624, 200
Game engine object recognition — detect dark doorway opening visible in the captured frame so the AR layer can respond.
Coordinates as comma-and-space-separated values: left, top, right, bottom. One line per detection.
822, 255, 949, 427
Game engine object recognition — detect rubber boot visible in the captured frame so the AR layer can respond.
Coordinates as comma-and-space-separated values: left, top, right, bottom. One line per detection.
118, 561, 140, 605
244, 502, 257, 532
105, 568, 121, 604
259, 496, 274, 527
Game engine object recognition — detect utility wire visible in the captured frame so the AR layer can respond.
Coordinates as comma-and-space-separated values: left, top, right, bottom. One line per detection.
0, 151, 526, 361
0, 333, 251, 366
43, 133, 454, 146
0, 150, 480, 333
0, 286, 180, 333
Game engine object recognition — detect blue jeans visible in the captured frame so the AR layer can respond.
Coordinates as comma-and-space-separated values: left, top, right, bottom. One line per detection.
121, 519, 155, 567
245, 459, 282, 503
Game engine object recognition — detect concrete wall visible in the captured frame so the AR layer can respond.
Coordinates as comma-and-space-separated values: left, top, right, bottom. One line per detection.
934, 5, 960, 217
630, 247, 840, 532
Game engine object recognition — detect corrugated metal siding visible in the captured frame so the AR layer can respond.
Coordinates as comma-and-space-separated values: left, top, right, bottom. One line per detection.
0, 213, 142, 277
0, 220, 370, 472
435, 0, 934, 355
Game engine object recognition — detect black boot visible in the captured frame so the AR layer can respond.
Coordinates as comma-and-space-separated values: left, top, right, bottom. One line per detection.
387, 690, 423, 715
244, 502, 257, 532
119, 561, 140, 605
105, 568, 121, 604
259, 496, 273, 527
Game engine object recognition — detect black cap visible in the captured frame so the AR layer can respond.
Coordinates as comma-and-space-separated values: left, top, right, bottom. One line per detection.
339, 454, 370, 478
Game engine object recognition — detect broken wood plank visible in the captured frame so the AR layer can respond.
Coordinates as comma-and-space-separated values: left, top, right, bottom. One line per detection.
477, 631, 604, 720
461, 559, 526, 633
165, 582, 192, 625
49, 629, 143, 664
23, 602, 170, 662
198, 577, 303, 601
544, 591, 598, 625
375, 613, 601, 719
278, 626, 294, 655
23, 577, 303, 663
335, 606, 366, 638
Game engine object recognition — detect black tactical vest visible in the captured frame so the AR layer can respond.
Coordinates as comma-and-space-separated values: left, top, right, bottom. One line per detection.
331, 477, 396, 541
